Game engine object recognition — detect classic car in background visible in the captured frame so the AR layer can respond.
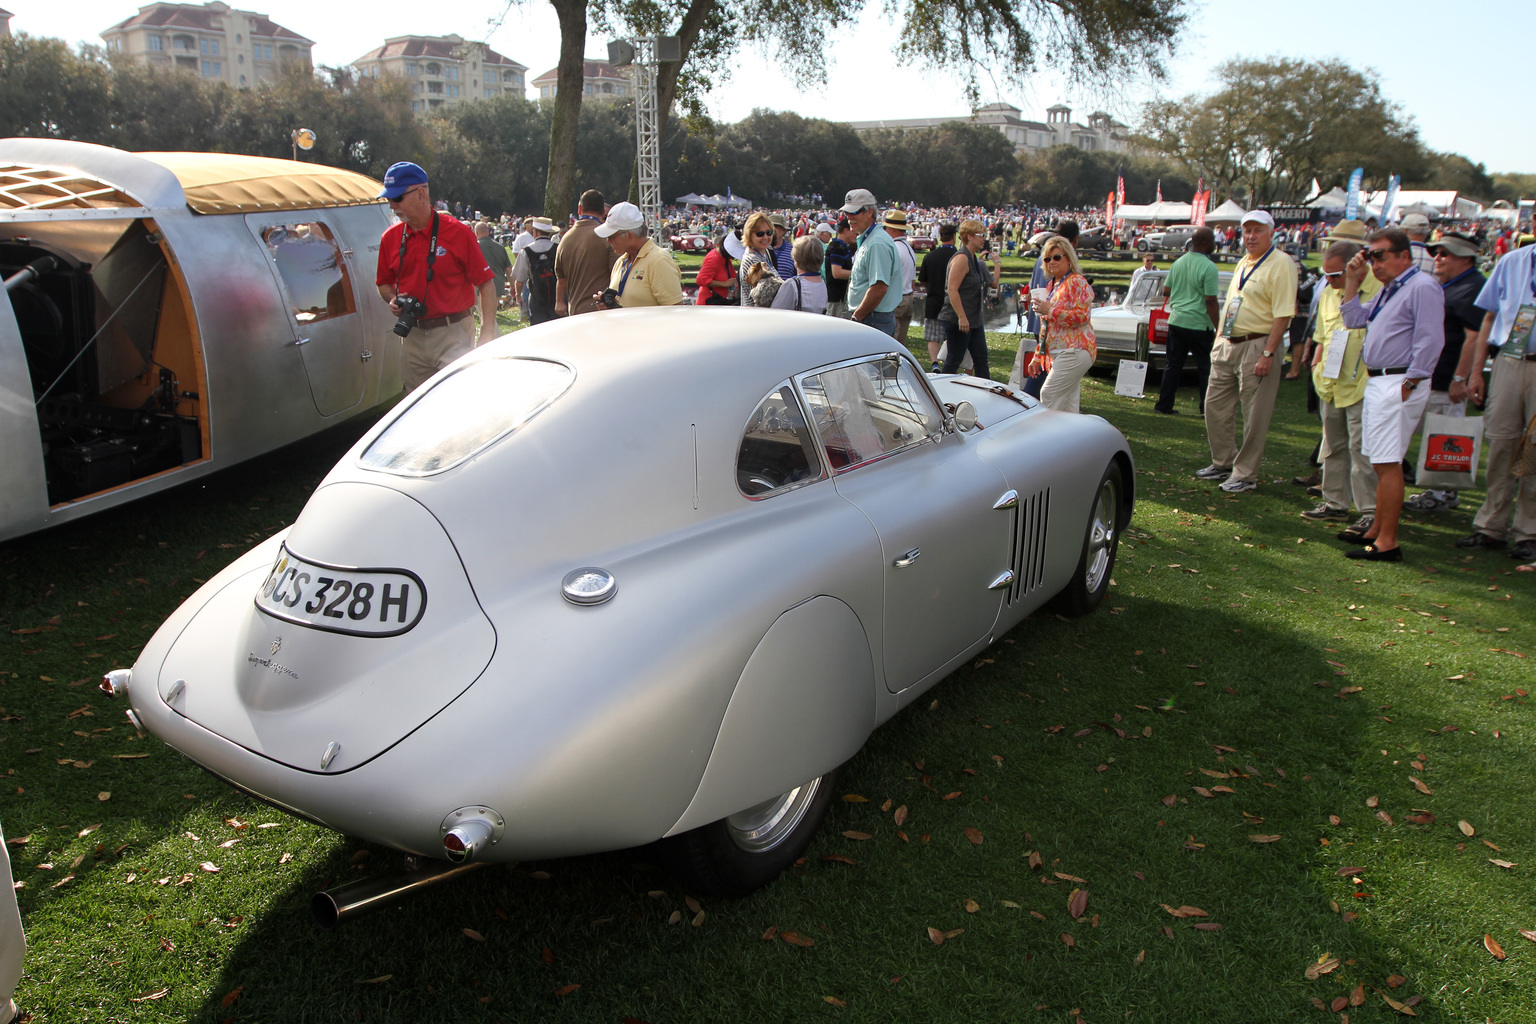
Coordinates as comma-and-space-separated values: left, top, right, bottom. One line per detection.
670, 232, 712, 253
1136, 224, 1199, 252
1075, 226, 1114, 251
107, 309, 1133, 919
908, 235, 934, 253
1089, 268, 1234, 370
0, 139, 402, 543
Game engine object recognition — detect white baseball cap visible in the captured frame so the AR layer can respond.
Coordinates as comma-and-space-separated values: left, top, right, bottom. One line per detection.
594, 201, 646, 238
1241, 210, 1275, 228
815, 222, 834, 235
840, 188, 877, 213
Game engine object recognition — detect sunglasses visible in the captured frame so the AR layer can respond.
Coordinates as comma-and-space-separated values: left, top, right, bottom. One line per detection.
1364, 248, 1394, 262
1042, 253, 1066, 263
753, 230, 774, 237
387, 186, 422, 205
1323, 270, 1343, 279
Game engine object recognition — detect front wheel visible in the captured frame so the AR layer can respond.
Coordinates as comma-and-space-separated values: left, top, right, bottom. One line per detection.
1048, 461, 1124, 617
656, 768, 838, 898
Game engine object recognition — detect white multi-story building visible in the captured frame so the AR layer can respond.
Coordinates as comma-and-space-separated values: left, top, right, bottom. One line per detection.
353, 34, 527, 114
101, 2, 312, 89
847, 103, 1133, 157
530, 60, 633, 104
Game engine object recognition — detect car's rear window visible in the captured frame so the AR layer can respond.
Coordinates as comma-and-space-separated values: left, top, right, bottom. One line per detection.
359, 356, 574, 476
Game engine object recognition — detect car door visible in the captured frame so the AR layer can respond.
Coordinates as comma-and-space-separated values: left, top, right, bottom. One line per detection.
799, 354, 1012, 693
245, 216, 368, 417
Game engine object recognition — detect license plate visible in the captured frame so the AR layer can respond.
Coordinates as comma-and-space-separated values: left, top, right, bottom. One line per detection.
255, 547, 427, 637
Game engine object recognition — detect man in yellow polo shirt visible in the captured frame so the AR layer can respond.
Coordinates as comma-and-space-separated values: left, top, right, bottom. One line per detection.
1301, 238, 1382, 534
593, 201, 684, 308
1197, 210, 1298, 492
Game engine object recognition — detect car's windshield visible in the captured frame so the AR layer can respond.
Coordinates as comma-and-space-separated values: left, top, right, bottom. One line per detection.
1128, 274, 1165, 306
359, 356, 574, 476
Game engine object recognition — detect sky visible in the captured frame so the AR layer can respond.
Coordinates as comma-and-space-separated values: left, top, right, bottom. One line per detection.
12, 0, 1534, 182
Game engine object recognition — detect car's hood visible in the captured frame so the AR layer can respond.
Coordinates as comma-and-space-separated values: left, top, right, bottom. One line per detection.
151, 481, 496, 773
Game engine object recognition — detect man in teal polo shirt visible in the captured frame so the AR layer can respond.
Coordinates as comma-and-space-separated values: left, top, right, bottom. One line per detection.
1155, 226, 1221, 415
842, 187, 902, 338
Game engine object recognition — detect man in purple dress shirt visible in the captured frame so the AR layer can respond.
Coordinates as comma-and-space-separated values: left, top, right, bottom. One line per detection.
1337, 228, 1445, 561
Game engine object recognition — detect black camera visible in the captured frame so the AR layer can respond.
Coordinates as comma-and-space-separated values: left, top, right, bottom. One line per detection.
392, 294, 428, 337
599, 288, 622, 310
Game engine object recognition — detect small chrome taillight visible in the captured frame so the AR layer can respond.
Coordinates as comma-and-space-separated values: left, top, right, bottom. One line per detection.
439, 806, 505, 864
100, 669, 132, 699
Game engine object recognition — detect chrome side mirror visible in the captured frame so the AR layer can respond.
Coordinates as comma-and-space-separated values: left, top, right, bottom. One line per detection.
952, 401, 978, 432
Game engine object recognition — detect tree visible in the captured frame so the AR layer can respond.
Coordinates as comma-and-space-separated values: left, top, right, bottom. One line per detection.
1137, 58, 1426, 204
0, 33, 110, 141
542, 0, 591, 218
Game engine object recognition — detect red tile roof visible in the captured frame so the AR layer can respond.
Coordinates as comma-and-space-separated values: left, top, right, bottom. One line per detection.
353, 35, 525, 69
530, 60, 631, 86
106, 3, 311, 44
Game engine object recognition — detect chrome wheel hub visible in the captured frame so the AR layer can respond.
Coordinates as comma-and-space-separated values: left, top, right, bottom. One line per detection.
725, 775, 823, 853
1083, 478, 1118, 593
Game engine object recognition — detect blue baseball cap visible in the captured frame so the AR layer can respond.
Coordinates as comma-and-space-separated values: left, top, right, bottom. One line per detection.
379, 161, 428, 199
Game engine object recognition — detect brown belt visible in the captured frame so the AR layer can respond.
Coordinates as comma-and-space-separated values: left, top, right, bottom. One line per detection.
1226, 332, 1269, 343
416, 309, 474, 330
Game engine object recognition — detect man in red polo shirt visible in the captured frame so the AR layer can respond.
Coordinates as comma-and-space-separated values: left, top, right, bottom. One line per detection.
375, 161, 497, 393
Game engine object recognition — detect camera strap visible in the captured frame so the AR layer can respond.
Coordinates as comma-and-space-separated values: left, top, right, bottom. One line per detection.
394, 211, 440, 296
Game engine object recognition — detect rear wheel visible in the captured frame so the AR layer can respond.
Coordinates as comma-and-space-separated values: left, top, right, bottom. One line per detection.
1048, 461, 1124, 617
657, 768, 838, 898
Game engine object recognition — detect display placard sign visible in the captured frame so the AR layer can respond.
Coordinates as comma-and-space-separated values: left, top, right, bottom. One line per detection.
1115, 359, 1148, 398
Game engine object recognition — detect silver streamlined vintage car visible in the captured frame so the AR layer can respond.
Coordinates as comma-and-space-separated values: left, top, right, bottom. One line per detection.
105, 309, 1133, 917
1090, 267, 1234, 370
0, 139, 401, 543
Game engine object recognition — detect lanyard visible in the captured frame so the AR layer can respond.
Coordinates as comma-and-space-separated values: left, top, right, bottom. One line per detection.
1237, 246, 1272, 292
1368, 266, 1418, 323
858, 224, 876, 248
617, 250, 638, 295
1442, 267, 1476, 290
395, 211, 439, 294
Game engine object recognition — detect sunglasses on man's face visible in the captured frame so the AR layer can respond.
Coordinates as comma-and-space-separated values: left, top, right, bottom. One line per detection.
1042, 253, 1066, 263
1323, 270, 1343, 279
387, 186, 422, 205
1364, 248, 1393, 262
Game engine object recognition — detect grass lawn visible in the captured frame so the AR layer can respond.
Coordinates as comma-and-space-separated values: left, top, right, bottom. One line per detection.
1, 332, 1531, 1023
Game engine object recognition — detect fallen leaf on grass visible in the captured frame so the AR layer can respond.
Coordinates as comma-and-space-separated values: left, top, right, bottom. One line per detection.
1386, 974, 1406, 988
1029, 910, 1045, 920
893, 805, 908, 827
761, 925, 779, 940
1376, 811, 1394, 826
357, 976, 392, 985
841, 794, 867, 803
1060, 933, 1075, 948
1490, 859, 1517, 870
1192, 786, 1214, 798
964, 899, 980, 913
1211, 786, 1236, 794
667, 911, 682, 925
1304, 956, 1341, 980
821, 855, 857, 866
1459, 820, 1476, 836
1027, 851, 1043, 870
1192, 922, 1223, 931
1199, 768, 1230, 779
824, 996, 846, 1007
841, 830, 872, 841
1068, 889, 1088, 919
1383, 994, 1418, 1016
1408, 777, 1433, 795
1159, 925, 1174, 940
1001, 900, 1020, 909
159, 938, 175, 952
463, 928, 485, 942
1485, 934, 1507, 960
1160, 794, 1176, 807
927, 927, 946, 945
1160, 905, 1208, 918
1405, 812, 1436, 825
1331, 997, 1349, 1012
1248, 834, 1282, 843
1366, 795, 1380, 808
199, 862, 219, 873
942, 791, 961, 801
692, 910, 705, 927
963, 827, 984, 845
1054, 872, 1086, 883
780, 931, 814, 947
685, 896, 701, 914
1518, 929, 1536, 943
131, 988, 170, 1002
221, 986, 244, 1005
1351, 983, 1366, 1007
554, 984, 580, 996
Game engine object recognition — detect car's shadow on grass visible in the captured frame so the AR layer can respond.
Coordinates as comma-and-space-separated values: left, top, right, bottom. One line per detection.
183, 597, 1431, 1023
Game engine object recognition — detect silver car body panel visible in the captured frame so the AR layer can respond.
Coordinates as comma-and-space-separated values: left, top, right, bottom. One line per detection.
130, 308, 1134, 860
0, 138, 399, 543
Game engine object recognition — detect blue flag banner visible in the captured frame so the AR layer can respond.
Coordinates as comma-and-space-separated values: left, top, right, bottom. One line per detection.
1345, 167, 1364, 221
1380, 175, 1400, 225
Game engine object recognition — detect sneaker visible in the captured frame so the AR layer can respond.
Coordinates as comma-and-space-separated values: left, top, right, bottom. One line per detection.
1511, 539, 1536, 560
1337, 514, 1375, 542
1404, 490, 1459, 512
930, 361, 942, 373
1301, 503, 1350, 521
1455, 532, 1506, 550
1195, 464, 1233, 480
1218, 477, 1257, 493
1292, 471, 1322, 487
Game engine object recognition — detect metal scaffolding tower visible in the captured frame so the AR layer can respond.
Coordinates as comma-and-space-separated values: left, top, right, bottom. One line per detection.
610, 35, 679, 236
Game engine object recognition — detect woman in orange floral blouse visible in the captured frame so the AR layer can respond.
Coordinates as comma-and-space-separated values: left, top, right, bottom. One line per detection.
1028, 236, 1097, 412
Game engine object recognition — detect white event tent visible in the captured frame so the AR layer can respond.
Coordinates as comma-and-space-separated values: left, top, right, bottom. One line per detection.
1204, 199, 1247, 224
1114, 200, 1193, 224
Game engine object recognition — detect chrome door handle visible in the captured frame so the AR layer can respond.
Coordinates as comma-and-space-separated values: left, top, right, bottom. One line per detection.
893, 548, 921, 568
292, 337, 310, 347
993, 489, 1019, 510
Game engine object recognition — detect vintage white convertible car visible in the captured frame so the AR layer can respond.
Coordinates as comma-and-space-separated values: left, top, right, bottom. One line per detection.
1090, 267, 1234, 370
106, 309, 1133, 918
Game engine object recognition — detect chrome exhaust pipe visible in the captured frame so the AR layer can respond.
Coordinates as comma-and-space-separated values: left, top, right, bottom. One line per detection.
310, 857, 487, 930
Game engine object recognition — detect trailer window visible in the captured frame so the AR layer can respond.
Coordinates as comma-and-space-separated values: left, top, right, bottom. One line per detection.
261, 222, 356, 324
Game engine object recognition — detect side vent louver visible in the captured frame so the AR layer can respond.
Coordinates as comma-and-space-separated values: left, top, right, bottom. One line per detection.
1007, 488, 1050, 605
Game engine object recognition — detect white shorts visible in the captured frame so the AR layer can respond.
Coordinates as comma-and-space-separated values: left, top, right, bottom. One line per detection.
1361, 375, 1432, 463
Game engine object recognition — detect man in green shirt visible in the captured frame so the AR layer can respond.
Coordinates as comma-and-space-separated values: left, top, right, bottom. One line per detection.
1154, 226, 1220, 415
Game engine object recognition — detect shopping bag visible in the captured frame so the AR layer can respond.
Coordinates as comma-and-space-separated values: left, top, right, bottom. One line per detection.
1147, 298, 1171, 348
1415, 413, 1482, 489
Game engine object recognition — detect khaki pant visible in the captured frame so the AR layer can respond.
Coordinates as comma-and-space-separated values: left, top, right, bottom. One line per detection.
401, 314, 477, 394
1039, 348, 1092, 413
1204, 337, 1282, 483
0, 822, 24, 1022
893, 294, 915, 342
1319, 397, 1376, 513
1471, 356, 1536, 542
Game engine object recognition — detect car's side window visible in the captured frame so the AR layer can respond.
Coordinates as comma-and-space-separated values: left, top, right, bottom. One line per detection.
800, 355, 943, 473
736, 384, 825, 499
1128, 274, 1162, 306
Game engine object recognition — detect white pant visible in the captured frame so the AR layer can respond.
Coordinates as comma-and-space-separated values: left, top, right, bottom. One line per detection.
1361, 375, 1432, 463
1039, 348, 1092, 413
0, 824, 24, 1021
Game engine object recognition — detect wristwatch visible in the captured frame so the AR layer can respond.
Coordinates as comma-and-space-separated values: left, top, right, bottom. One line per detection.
1404, 378, 1421, 391
1262, 349, 1278, 358
1451, 374, 1467, 383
